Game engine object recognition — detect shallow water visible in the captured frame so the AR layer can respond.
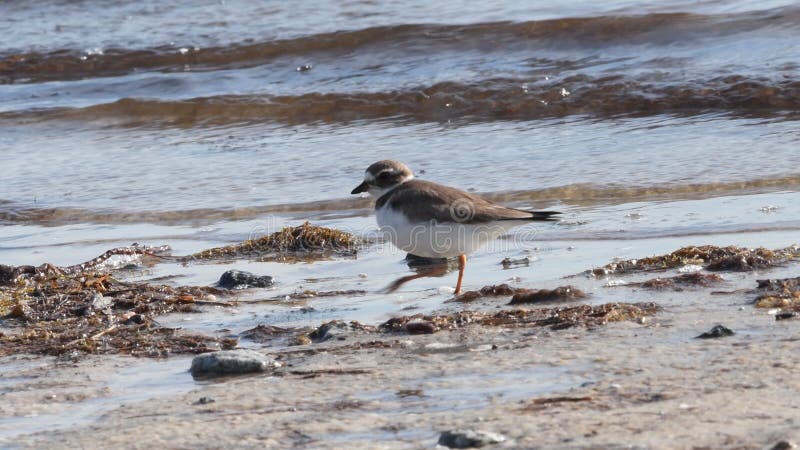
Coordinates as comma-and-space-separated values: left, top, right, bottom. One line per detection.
0, 357, 194, 441
1, 0, 800, 442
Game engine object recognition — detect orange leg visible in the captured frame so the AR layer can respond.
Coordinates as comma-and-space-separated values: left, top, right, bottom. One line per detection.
384, 265, 448, 293
454, 254, 467, 294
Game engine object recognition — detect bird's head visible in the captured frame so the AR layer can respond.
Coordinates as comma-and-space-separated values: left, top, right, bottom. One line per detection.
351, 160, 414, 197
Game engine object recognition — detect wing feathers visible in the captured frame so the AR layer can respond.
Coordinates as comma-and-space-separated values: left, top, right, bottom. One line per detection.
376, 180, 561, 224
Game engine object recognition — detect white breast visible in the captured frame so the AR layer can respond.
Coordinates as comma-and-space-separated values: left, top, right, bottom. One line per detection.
376, 204, 521, 258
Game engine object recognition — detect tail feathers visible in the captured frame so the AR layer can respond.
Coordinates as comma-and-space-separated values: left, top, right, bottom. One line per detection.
529, 211, 561, 221
500, 210, 561, 221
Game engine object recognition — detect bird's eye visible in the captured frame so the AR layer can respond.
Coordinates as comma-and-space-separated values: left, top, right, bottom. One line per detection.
377, 171, 392, 181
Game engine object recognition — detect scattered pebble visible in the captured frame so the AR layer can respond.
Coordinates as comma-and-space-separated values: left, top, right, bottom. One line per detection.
217, 270, 274, 289
695, 325, 735, 339
296, 64, 313, 72
91, 293, 111, 310
438, 429, 506, 448
775, 312, 796, 321
309, 320, 376, 342
196, 396, 215, 405
189, 349, 280, 378
771, 440, 797, 450
500, 257, 529, 269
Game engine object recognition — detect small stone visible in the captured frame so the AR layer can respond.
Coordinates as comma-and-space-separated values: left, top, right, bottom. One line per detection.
196, 396, 215, 404
296, 63, 313, 72
217, 270, 274, 289
776, 312, 796, 321
438, 429, 506, 448
123, 313, 146, 325
695, 325, 735, 339
771, 441, 797, 450
308, 320, 374, 342
190, 349, 280, 378
500, 257, 529, 269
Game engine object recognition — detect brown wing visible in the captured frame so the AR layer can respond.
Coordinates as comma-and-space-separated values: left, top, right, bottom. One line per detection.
377, 180, 559, 224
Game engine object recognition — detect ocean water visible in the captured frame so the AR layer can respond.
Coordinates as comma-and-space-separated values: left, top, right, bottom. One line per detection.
2, 0, 799, 305
2, 0, 800, 440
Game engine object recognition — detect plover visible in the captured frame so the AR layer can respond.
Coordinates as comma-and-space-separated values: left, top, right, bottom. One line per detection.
352, 160, 560, 294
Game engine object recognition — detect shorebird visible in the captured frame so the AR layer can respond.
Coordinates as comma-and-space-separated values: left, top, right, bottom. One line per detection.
351, 160, 559, 294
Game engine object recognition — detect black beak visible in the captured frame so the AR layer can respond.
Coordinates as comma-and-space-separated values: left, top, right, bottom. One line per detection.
351, 181, 369, 195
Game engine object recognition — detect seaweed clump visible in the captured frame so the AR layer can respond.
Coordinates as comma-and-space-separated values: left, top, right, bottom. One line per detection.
452, 284, 518, 302
509, 286, 586, 304
187, 222, 360, 262
753, 276, 800, 310
1, 270, 236, 358
638, 273, 725, 290
453, 284, 586, 304
593, 245, 800, 276
380, 302, 658, 333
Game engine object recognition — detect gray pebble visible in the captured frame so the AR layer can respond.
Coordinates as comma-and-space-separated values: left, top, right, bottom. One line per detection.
309, 320, 362, 342
695, 324, 734, 339
438, 429, 506, 448
190, 349, 280, 378
217, 270, 274, 289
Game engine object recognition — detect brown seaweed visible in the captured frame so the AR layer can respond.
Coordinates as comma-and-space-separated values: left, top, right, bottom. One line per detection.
509, 286, 586, 304
636, 273, 725, 290
753, 275, 800, 311
1, 267, 235, 358
592, 245, 800, 276
380, 302, 658, 333
452, 284, 519, 302
186, 222, 360, 262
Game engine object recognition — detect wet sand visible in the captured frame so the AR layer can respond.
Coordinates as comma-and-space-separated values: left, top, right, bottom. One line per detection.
2, 250, 799, 449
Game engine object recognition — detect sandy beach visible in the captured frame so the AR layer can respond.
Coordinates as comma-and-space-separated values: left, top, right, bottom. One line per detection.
3, 241, 800, 449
